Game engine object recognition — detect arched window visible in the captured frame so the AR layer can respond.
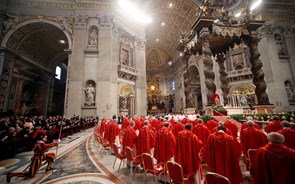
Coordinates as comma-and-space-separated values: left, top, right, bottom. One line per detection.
55, 66, 61, 80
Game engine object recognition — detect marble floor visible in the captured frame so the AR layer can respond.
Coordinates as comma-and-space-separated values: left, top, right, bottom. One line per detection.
0, 128, 251, 184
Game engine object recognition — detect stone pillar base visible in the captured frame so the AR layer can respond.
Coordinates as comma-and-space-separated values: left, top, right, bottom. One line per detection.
119, 109, 129, 116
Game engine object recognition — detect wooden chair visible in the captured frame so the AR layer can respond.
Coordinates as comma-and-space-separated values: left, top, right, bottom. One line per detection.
141, 153, 165, 184
248, 149, 257, 183
205, 172, 230, 184
112, 144, 126, 172
125, 146, 143, 180
166, 161, 195, 184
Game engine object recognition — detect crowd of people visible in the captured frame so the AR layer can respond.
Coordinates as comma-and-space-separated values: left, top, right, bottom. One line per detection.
0, 115, 98, 159
95, 114, 295, 184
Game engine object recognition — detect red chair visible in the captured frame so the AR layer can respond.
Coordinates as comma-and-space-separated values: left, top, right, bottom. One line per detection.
125, 147, 143, 180
166, 161, 195, 184
112, 144, 126, 172
141, 153, 165, 184
205, 172, 230, 184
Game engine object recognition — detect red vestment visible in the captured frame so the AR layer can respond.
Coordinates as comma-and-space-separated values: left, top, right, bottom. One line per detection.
172, 123, 185, 139
121, 117, 130, 131
241, 121, 261, 132
212, 126, 232, 136
121, 126, 137, 153
254, 143, 295, 184
264, 120, 283, 133
175, 130, 202, 177
277, 128, 295, 149
202, 131, 243, 184
224, 120, 238, 137
105, 121, 120, 144
100, 118, 107, 135
181, 117, 189, 125
136, 126, 155, 156
192, 124, 211, 146
240, 126, 267, 168
154, 127, 176, 163
205, 119, 218, 133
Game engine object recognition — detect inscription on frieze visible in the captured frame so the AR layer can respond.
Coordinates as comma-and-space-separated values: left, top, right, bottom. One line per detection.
10, 0, 113, 10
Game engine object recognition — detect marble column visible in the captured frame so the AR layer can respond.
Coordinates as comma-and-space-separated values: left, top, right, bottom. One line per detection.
14, 78, 24, 116
217, 53, 229, 106
245, 32, 270, 105
202, 40, 216, 106
134, 38, 147, 116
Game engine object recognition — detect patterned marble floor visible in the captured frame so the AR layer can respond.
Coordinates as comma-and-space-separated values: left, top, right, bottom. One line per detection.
0, 128, 251, 184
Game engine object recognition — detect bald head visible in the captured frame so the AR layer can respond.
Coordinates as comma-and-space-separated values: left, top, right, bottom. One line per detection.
281, 120, 290, 128
247, 120, 254, 127
267, 132, 285, 144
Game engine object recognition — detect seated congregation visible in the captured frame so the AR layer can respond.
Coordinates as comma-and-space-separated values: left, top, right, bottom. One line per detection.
94, 114, 295, 184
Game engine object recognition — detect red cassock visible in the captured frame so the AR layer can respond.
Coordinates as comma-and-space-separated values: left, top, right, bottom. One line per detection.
172, 123, 185, 139
277, 128, 295, 149
205, 119, 218, 133
106, 121, 120, 144
241, 121, 261, 132
212, 126, 232, 136
121, 126, 137, 152
136, 126, 155, 156
192, 124, 211, 146
264, 120, 283, 133
100, 118, 107, 135
254, 143, 295, 184
240, 127, 267, 168
103, 121, 111, 142
175, 130, 202, 177
224, 120, 238, 137
154, 127, 176, 163
202, 131, 243, 184
121, 117, 130, 131
181, 117, 189, 125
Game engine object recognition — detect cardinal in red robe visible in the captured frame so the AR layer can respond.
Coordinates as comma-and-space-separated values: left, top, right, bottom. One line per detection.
205, 117, 218, 133
212, 122, 233, 136
254, 132, 295, 184
224, 118, 238, 137
121, 116, 130, 131
105, 118, 120, 145
154, 123, 176, 163
175, 124, 203, 184
192, 119, 211, 147
99, 117, 107, 136
264, 115, 283, 133
121, 121, 137, 155
240, 120, 267, 169
277, 120, 295, 149
172, 118, 185, 139
241, 116, 261, 132
201, 126, 243, 184
136, 120, 155, 156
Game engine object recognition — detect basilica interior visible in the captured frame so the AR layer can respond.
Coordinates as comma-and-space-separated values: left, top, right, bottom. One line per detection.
0, 0, 294, 118
0, 0, 295, 183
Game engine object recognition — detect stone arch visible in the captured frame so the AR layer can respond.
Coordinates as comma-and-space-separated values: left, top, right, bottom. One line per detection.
118, 83, 135, 116
1, 19, 72, 49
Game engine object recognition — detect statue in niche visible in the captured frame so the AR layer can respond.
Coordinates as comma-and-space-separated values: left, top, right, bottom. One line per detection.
119, 95, 128, 109
120, 49, 129, 65
89, 29, 98, 47
285, 81, 294, 100
84, 84, 95, 106
274, 33, 287, 56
